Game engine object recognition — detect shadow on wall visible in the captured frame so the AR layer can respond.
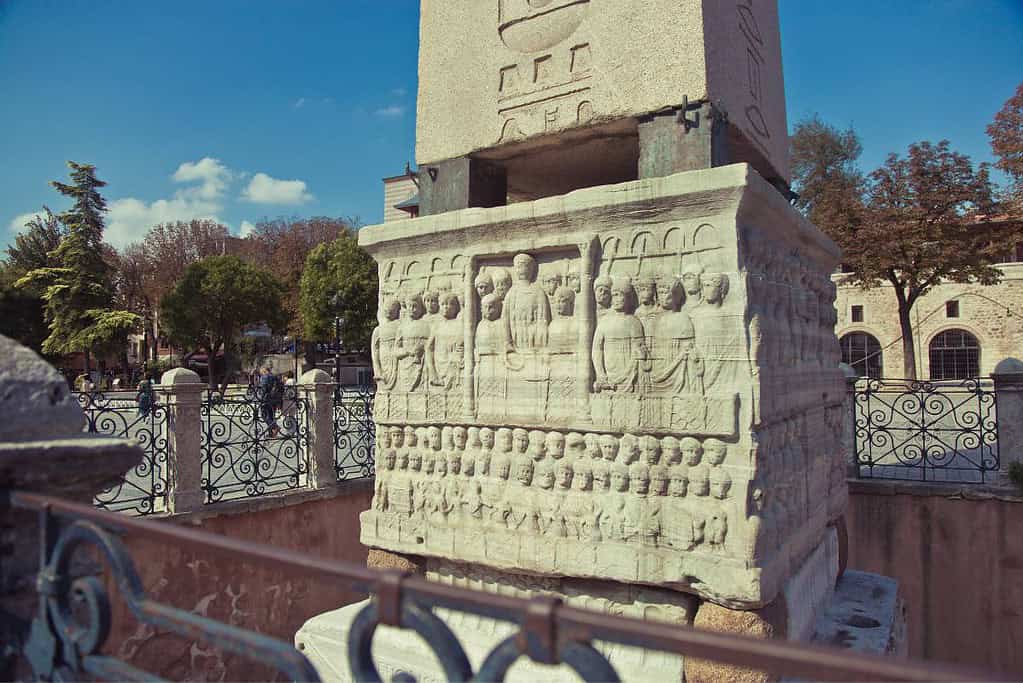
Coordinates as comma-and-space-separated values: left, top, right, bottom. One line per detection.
103, 485, 373, 681
846, 481, 1023, 676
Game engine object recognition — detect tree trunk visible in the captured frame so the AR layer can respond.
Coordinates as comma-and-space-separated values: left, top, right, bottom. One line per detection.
897, 301, 917, 380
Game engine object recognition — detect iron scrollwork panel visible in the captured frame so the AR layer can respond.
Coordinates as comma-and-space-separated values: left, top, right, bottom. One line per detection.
21, 510, 320, 682
76, 391, 170, 516
201, 385, 310, 503
853, 377, 999, 482
333, 386, 376, 480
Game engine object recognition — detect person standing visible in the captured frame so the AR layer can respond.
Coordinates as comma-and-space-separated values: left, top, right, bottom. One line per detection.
136, 372, 156, 418
258, 366, 282, 437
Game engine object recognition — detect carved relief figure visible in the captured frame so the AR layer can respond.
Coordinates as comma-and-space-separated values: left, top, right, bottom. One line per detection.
592, 278, 650, 393
690, 273, 741, 394
594, 275, 613, 318
542, 272, 563, 301
492, 268, 513, 301
475, 271, 495, 300
708, 468, 731, 548
546, 285, 578, 422
423, 289, 442, 326
649, 275, 702, 396
504, 253, 552, 353
664, 470, 694, 550
475, 294, 507, 420
395, 293, 431, 393
372, 297, 402, 390
634, 275, 660, 323
428, 292, 465, 390
680, 264, 704, 314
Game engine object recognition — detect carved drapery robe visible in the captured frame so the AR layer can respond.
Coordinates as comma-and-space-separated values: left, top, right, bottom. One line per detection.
371, 319, 401, 390
592, 313, 651, 393
504, 281, 551, 353
649, 310, 703, 395
428, 317, 465, 390
475, 319, 507, 419
395, 318, 431, 393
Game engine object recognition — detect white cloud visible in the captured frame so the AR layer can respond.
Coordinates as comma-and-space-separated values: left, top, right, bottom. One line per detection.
240, 173, 313, 205
171, 157, 232, 201
293, 97, 306, 109
375, 105, 406, 118
106, 197, 222, 248
7, 210, 47, 235
239, 220, 256, 238
103, 157, 233, 248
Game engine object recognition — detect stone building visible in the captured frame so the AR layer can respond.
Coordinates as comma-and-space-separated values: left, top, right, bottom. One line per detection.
835, 256, 1023, 380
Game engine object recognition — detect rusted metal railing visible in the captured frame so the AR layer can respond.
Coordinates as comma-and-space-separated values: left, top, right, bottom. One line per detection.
8, 491, 1003, 682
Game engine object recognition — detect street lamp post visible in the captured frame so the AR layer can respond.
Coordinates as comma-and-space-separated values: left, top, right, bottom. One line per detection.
331, 292, 345, 387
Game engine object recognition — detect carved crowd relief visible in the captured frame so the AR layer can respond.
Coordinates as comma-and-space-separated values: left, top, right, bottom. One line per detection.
366, 423, 741, 578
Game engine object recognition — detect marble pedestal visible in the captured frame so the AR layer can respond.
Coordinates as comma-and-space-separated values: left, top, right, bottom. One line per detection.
294, 533, 904, 682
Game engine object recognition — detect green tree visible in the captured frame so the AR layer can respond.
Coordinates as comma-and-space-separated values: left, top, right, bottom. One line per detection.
792, 119, 1016, 378
299, 231, 378, 353
15, 162, 139, 369
160, 255, 288, 389
987, 82, 1023, 210
0, 208, 64, 352
790, 115, 866, 238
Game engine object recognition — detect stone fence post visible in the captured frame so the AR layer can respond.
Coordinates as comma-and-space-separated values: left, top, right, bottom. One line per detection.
162, 368, 205, 513
0, 335, 142, 678
992, 358, 1023, 481
839, 363, 859, 478
301, 369, 338, 489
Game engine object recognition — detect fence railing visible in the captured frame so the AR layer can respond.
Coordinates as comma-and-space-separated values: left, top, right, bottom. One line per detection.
334, 384, 376, 481
10, 490, 999, 683
852, 377, 1000, 483
75, 391, 171, 515
74, 375, 376, 515
201, 384, 310, 503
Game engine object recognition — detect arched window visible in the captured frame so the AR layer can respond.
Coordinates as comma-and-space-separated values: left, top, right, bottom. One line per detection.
929, 329, 980, 380
840, 332, 883, 378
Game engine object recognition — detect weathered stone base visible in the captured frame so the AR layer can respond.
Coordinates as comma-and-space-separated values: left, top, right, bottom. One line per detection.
294, 532, 903, 683
296, 568, 697, 683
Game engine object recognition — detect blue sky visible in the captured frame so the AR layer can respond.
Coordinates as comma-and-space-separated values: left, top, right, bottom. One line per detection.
1, 1, 1020, 251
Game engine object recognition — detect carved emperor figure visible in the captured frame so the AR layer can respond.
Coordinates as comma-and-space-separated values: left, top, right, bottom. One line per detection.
394, 292, 431, 393
503, 253, 551, 354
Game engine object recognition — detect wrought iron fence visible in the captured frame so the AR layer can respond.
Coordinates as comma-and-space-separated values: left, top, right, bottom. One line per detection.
333, 384, 376, 480
853, 377, 999, 483
8, 491, 1000, 682
201, 384, 309, 503
73, 391, 170, 515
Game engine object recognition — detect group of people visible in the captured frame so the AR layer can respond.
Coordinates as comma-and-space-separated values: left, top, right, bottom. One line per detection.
373, 425, 733, 553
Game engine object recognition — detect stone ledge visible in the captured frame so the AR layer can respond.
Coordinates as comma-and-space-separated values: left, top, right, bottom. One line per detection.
165, 477, 375, 524
847, 476, 1023, 502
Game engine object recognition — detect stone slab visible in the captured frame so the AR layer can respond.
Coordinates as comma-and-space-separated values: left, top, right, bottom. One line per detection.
810, 570, 906, 657
0, 333, 84, 441
295, 569, 696, 683
416, 0, 790, 183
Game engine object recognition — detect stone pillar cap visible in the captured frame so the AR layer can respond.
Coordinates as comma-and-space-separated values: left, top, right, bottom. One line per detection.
993, 357, 1023, 376
300, 368, 334, 385
161, 367, 202, 385
0, 334, 85, 441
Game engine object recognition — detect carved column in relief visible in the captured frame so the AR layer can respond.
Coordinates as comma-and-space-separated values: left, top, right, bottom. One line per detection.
576, 236, 598, 421
463, 256, 478, 420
